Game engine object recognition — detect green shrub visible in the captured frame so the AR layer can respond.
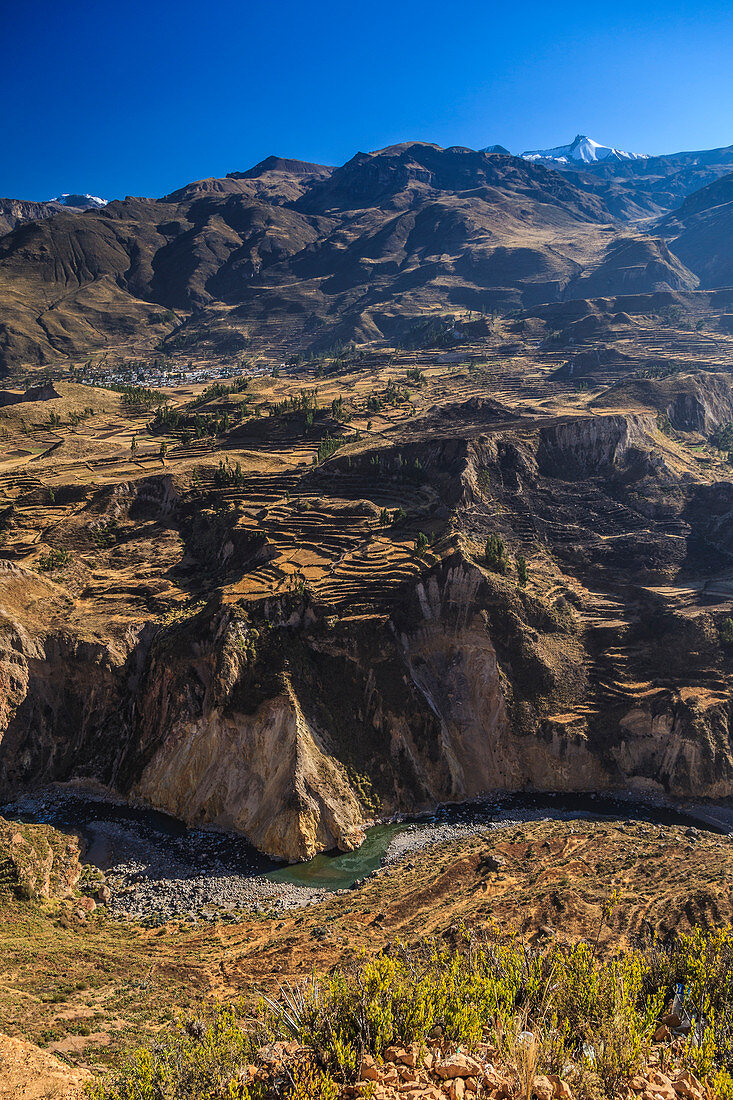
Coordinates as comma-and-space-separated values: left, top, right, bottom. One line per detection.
36, 548, 72, 572
85, 1005, 263, 1100
316, 435, 345, 463
414, 531, 429, 557
710, 423, 733, 451
86, 927, 733, 1100
89, 521, 120, 549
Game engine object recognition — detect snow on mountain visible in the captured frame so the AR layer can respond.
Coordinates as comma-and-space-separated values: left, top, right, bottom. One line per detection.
48, 193, 108, 209
519, 135, 647, 165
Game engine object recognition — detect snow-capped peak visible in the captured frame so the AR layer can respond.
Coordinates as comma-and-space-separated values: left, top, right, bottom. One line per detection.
520, 135, 647, 165
48, 193, 109, 209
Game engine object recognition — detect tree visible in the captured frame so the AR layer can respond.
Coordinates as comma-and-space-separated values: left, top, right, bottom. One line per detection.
517, 554, 528, 587
414, 531, 429, 557
485, 533, 510, 574
159, 442, 168, 463
130, 435, 138, 455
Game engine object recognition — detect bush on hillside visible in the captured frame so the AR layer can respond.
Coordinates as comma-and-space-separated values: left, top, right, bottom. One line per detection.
85, 927, 733, 1100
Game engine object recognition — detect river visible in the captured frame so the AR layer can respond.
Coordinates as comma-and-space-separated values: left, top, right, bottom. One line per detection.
3, 787, 728, 908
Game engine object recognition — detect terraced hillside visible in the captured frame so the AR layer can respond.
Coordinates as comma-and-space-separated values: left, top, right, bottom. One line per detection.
2, 337, 733, 861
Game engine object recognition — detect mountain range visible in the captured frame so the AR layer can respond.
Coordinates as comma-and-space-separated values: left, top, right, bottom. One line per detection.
1, 138, 733, 373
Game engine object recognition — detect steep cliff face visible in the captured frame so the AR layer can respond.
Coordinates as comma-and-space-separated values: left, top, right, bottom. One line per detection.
2, 540, 733, 859
393, 562, 609, 793
130, 609, 365, 860
665, 374, 733, 434
537, 413, 660, 479
592, 372, 733, 438
0, 570, 134, 793
614, 693, 733, 798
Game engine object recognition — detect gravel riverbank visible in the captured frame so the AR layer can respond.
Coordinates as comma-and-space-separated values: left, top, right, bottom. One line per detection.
2, 786, 726, 925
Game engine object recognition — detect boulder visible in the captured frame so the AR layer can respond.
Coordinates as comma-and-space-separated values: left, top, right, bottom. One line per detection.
359, 1054, 380, 1082
436, 1053, 483, 1079
673, 1070, 705, 1100
648, 1070, 677, 1100
448, 1079, 465, 1100
532, 1074, 555, 1100
547, 1074, 573, 1099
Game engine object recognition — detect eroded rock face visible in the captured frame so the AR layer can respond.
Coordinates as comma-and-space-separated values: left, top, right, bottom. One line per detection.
537, 412, 659, 479
133, 641, 365, 860
615, 694, 733, 798
666, 373, 733, 434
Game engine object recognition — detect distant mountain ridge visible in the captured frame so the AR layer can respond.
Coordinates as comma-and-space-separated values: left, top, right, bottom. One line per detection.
0, 138, 733, 373
490, 134, 733, 211
0, 193, 108, 235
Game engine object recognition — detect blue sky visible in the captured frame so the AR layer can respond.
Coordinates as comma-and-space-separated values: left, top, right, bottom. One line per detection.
2, 0, 732, 200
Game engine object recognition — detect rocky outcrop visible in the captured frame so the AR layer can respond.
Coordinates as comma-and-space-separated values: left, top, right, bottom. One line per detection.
537, 413, 659, 479
0, 816, 82, 900
0, 382, 60, 407
565, 237, 699, 299
665, 373, 733, 434
614, 692, 733, 798
0, 1033, 90, 1099
394, 562, 610, 794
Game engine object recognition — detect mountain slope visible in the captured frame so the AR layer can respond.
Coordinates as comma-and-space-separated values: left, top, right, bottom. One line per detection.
2, 140, 733, 374
659, 171, 733, 289
564, 235, 699, 299
0, 144, 620, 372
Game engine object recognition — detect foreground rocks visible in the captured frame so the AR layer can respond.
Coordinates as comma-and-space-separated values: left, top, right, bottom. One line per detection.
235, 1039, 712, 1100
352, 1044, 563, 1100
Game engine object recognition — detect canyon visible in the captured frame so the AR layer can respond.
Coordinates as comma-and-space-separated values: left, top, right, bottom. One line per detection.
2, 353, 733, 860
2, 141, 733, 862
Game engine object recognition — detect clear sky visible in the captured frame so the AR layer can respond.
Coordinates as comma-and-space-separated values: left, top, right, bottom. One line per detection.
2, 0, 732, 201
